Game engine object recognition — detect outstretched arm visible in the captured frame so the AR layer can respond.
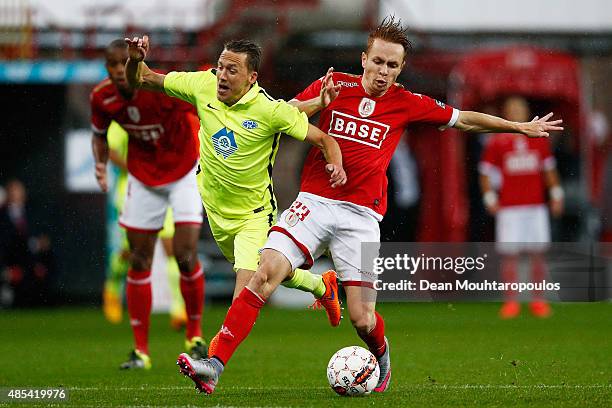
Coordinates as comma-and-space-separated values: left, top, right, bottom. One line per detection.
124, 35, 165, 92
304, 124, 346, 188
454, 111, 563, 138
290, 67, 340, 118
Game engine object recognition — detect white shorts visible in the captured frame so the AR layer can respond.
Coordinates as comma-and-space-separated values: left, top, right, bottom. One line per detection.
264, 192, 380, 284
496, 204, 550, 254
119, 164, 203, 232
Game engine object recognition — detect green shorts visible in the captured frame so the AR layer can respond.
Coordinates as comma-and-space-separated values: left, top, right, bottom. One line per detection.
206, 209, 275, 272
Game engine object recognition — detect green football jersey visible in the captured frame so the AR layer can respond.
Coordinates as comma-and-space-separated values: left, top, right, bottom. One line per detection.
164, 69, 309, 219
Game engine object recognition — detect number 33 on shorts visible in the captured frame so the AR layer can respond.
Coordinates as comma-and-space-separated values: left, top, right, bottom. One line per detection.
285, 201, 310, 226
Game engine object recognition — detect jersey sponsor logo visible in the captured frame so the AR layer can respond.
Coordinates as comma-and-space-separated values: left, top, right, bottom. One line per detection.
504, 151, 540, 174
127, 106, 141, 123
329, 111, 390, 149
242, 119, 258, 129
122, 123, 164, 143
211, 127, 238, 159
358, 97, 376, 117
102, 95, 118, 105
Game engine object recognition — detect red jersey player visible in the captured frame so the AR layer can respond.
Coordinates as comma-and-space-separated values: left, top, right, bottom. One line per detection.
479, 96, 564, 319
176, 17, 563, 395
91, 40, 206, 370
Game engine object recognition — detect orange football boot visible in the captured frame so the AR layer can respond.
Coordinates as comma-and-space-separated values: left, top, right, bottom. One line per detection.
310, 270, 342, 327
529, 300, 552, 318
499, 301, 521, 319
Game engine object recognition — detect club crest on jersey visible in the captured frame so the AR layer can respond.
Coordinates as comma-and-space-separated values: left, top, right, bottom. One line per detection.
285, 211, 299, 227
358, 97, 376, 118
514, 138, 527, 151
127, 106, 141, 123
211, 127, 238, 159
242, 119, 258, 129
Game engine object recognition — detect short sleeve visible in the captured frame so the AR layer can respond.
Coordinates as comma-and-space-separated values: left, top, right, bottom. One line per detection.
479, 137, 501, 175
90, 93, 111, 135
293, 76, 324, 101
271, 100, 309, 141
406, 92, 458, 128
164, 70, 213, 105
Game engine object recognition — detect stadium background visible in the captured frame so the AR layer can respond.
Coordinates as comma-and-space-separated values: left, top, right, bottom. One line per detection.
0, 1, 611, 407
1, 0, 611, 304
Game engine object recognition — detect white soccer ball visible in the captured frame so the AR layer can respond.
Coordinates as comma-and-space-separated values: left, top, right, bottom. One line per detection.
327, 346, 380, 396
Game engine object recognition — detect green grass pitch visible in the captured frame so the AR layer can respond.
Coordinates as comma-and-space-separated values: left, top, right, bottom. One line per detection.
1, 302, 610, 407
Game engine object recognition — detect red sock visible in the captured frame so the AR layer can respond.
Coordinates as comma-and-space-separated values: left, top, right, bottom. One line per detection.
358, 311, 386, 357
180, 262, 204, 340
501, 256, 518, 301
212, 287, 265, 365
126, 269, 152, 355
531, 254, 546, 301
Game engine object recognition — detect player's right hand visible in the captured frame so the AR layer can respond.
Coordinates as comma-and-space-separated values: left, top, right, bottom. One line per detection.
125, 35, 149, 62
95, 162, 108, 192
325, 163, 347, 188
520, 112, 564, 138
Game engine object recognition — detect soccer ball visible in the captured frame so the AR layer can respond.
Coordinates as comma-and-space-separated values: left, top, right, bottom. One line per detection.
327, 346, 380, 396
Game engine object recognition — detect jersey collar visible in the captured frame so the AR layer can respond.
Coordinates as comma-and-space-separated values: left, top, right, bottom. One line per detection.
229, 81, 261, 107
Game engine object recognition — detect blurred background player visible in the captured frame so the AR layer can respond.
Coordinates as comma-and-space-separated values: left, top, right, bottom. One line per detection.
177, 17, 564, 396
124, 36, 345, 337
0, 179, 55, 307
479, 96, 564, 319
103, 121, 188, 329
91, 39, 205, 370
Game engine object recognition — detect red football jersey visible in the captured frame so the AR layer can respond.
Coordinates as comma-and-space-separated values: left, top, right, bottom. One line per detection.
90, 79, 199, 186
294, 72, 457, 218
480, 133, 556, 207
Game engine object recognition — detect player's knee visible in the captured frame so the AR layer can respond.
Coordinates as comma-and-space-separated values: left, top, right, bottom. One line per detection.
350, 310, 376, 334
175, 251, 196, 272
251, 250, 282, 288
130, 250, 152, 271
250, 269, 268, 289
173, 238, 197, 270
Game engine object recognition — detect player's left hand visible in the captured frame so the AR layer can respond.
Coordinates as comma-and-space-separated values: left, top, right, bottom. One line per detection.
320, 67, 340, 109
519, 112, 564, 138
326, 163, 347, 188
